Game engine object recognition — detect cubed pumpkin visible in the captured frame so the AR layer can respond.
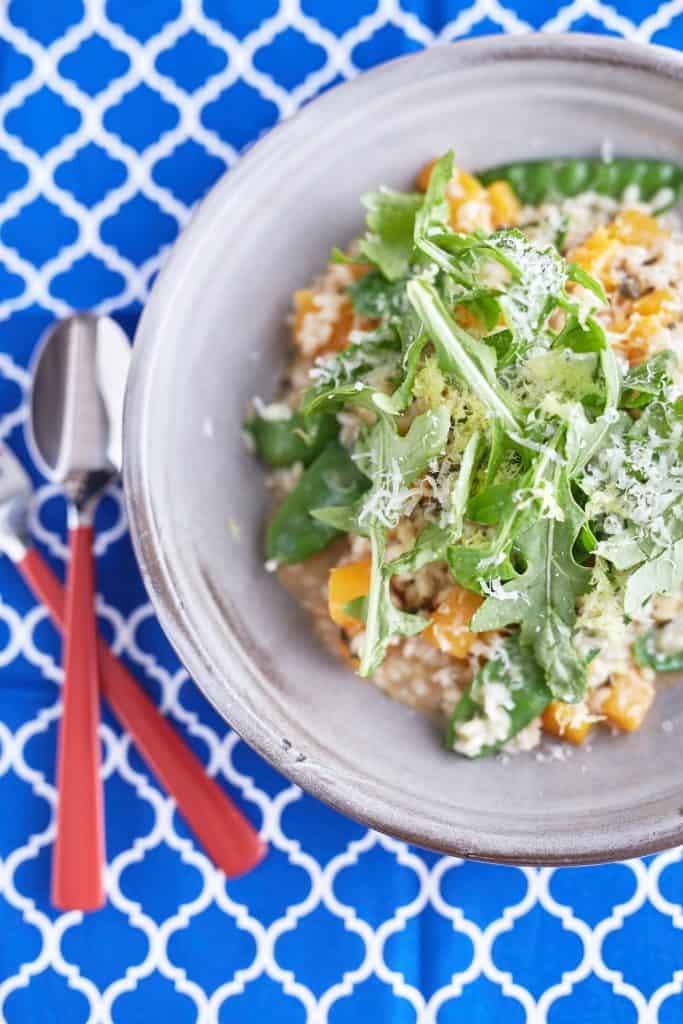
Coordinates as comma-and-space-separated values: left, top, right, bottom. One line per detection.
423, 586, 484, 659
328, 559, 372, 635
602, 665, 655, 732
415, 158, 491, 231
542, 700, 594, 744
293, 289, 355, 357
487, 180, 521, 228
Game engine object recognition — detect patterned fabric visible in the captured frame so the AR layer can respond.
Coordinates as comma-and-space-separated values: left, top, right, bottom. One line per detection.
1, 3, 683, 1022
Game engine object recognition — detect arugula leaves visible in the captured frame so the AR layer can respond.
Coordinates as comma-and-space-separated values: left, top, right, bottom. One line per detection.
388, 431, 484, 575
315, 409, 451, 676
414, 150, 453, 240
622, 350, 677, 409
625, 540, 683, 616
407, 276, 520, 429
486, 230, 568, 353
360, 526, 430, 676
348, 270, 407, 319
471, 462, 591, 701
363, 412, 451, 673
582, 399, 683, 614
301, 329, 401, 416
358, 190, 422, 280
565, 347, 622, 475
254, 148, 683, 757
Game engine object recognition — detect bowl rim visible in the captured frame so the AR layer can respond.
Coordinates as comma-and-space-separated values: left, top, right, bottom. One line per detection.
124, 32, 683, 866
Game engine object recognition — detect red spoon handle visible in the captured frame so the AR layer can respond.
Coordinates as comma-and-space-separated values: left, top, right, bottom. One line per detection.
52, 523, 105, 910
19, 546, 266, 878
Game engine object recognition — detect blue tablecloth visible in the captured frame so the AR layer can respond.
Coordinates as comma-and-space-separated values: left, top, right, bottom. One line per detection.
1, 3, 683, 1022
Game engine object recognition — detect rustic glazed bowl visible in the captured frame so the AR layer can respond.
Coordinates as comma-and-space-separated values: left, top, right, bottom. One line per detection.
124, 34, 683, 864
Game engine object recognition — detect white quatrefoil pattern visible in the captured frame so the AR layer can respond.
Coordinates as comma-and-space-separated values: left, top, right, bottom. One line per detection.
1, 2, 683, 1022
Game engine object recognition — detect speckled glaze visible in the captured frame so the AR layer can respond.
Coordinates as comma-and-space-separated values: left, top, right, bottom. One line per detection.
124, 35, 683, 865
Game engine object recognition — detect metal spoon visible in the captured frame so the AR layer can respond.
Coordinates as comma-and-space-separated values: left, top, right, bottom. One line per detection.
29, 314, 130, 911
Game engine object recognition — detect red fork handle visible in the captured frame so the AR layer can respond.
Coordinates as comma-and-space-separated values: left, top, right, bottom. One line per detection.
52, 523, 105, 910
19, 545, 266, 879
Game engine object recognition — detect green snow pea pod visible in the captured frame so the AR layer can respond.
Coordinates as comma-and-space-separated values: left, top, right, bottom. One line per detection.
633, 629, 683, 673
266, 441, 369, 565
478, 158, 683, 213
246, 409, 338, 468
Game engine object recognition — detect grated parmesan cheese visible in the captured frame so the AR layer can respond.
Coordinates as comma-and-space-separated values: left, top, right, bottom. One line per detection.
451, 680, 514, 757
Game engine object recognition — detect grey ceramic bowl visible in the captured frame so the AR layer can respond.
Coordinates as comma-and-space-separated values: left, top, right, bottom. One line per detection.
125, 34, 683, 865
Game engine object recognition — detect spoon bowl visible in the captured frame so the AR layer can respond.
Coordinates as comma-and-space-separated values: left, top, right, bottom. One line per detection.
30, 314, 130, 509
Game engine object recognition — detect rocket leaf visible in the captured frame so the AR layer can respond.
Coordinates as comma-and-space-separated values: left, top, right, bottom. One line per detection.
471, 464, 591, 701
359, 190, 422, 281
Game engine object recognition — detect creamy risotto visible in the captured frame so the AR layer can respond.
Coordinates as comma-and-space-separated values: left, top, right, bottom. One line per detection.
246, 153, 683, 757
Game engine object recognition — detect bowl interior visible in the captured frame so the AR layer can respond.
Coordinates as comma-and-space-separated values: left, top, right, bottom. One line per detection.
126, 36, 683, 863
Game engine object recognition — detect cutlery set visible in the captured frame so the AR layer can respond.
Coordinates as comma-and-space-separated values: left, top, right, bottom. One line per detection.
2, 314, 264, 911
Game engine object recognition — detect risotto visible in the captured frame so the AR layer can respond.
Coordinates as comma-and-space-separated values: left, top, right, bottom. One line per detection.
246, 153, 683, 757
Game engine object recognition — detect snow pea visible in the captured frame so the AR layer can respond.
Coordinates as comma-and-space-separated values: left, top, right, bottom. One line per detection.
247, 410, 338, 468
479, 157, 683, 212
266, 441, 369, 565
633, 629, 683, 673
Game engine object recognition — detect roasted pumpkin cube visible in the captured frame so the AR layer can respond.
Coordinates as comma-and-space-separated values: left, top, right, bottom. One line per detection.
612, 209, 669, 247
447, 170, 490, 231
326, 298, 355, 354
293, 289, 315, 337
293, 289, 355, 357
454, 304, 483, 332
619, 314, 670, 365
570, 210, 670, 294
416, 157, 438, 192
633, 287, 676, 317
447, 169, 486, 204
542, 700, 594, 744
415, 158, 491, 231
487, 180, 521, 228
611, 289, 678, 364
570, 226, 620, 289
602, 665, 655, 732
328, 559, 372, 635
423, 586, 484, 659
